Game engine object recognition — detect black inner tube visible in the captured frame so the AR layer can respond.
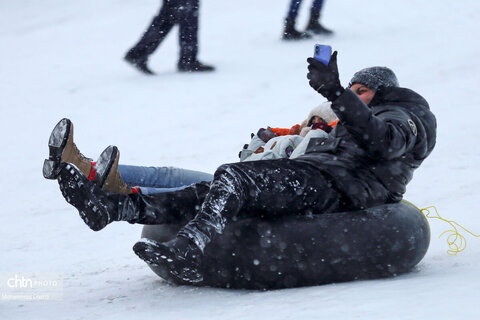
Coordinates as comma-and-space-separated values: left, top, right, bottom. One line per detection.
141, 201, 430, 290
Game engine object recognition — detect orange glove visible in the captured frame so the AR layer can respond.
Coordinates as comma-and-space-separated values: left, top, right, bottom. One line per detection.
270, 124, 301, 136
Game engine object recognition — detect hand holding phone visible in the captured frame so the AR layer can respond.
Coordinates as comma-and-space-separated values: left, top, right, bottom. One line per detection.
314, 44, 332, 66
307, 48, 345, 101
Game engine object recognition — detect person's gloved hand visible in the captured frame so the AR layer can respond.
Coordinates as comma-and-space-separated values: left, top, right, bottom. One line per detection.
257, 127, 276, 143
307, 51, 344, 101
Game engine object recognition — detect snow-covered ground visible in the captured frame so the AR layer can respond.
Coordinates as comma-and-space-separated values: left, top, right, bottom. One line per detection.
1, 0, 479, 319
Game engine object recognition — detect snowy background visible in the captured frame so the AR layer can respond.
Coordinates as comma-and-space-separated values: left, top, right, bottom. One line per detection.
1, 0, 480, 319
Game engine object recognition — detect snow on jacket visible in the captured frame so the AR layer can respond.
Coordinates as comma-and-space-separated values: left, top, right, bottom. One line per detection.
294, 87, 437, 209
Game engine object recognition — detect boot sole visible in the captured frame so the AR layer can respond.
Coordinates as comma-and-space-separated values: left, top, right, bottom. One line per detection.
43, 118, 71, 179
58, 163, 111, 231
133, 240, 203, 284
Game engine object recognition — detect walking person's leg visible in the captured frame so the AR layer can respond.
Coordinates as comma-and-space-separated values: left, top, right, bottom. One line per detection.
283, 0, 311, 40
312, 0, 325, 12
286, 0, 302, 19
176, 0, 214, 72
124, 0, 177, 74
306, 0, 333, 35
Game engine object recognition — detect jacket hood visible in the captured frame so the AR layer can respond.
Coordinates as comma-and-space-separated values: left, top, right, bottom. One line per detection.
370, 86, 430, 110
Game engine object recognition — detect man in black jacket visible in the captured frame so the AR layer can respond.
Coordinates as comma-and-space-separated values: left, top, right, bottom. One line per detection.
57, 51, 436, 284
124, 0, 214, 74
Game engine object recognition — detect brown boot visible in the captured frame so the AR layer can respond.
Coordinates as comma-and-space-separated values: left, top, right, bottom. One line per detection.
94, 145, 132, 194
43, 118, 93, 179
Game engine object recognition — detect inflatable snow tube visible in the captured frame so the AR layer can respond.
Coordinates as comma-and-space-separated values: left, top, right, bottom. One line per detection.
140, 201, 430, 290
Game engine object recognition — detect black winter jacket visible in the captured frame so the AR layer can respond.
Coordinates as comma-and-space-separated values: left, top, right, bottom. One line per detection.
295, 87, 437, 209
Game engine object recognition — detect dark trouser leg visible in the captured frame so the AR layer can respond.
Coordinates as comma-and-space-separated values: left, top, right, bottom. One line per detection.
283, 0, 311, 40
126, 0, 177, 61
177, 0, 199, 64
306, 0, 333, 34
57, 162, 211, 231
122, 181, 210, 225
286, 0, 303, 19
312, 0, 325, 13
179, 159, 343, 250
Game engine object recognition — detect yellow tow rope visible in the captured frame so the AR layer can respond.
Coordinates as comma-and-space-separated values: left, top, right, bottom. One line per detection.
402, 200, 480, 255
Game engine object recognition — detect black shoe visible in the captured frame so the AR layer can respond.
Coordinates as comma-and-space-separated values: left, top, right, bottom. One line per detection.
58, 163, 117, 231
43, 118, 93, 180
306, 22, 334, 35
178, 60, 215, 72
124, 54, 155, 75
305, 11, 334, 35
133, 236, 204, 284
282, 18, 312, 40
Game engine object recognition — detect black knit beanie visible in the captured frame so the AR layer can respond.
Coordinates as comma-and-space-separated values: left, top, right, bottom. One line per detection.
348, 66, 399, 90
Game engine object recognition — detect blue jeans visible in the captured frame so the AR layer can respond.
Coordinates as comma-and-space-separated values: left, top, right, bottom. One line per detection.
287, 0, 325, 19
118, 165, 213, 195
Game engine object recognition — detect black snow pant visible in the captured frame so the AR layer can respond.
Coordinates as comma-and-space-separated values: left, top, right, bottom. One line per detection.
126, 0, 199, 64
122, 159, 346, 250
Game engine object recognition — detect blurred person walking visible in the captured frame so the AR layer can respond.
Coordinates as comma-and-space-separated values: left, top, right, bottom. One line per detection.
124, 0, 214, 74
283, 0, 333, 40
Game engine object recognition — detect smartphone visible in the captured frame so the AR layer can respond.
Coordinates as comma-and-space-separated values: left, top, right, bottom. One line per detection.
314, 44, 332, 66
